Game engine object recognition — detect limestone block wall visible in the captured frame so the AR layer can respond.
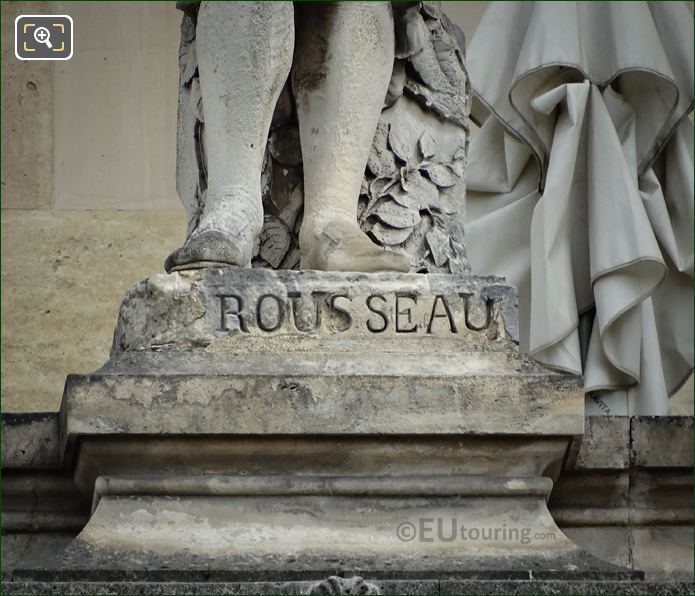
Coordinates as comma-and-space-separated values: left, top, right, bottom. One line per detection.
2, 1, 186, 412
1, 1, 692, 413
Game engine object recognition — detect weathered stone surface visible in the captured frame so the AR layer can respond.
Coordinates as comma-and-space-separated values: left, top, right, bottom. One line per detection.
14, 460, 640, 584
1, 413, 61, 469
1, 470, 90, 581
2, 535, 75, 582
565, 416, 694, 473
2, 260, 603, 588
71, 436, 569, 495
550, 471, 629, 514
31, 434, 616, 584
60, 269, 583, 440
632, 417, 694, 468
1, 2, 54, 210
23, 267, 597, 584
550, 414, 694, 583
111, 269, 519, 351
2, 473, 89, 531
64, 366, 582, 439
308, 575, 380, 595
53, 2, 180, 210
551, 463, 694, 581
30, 478, 618, 581
15, 482, 638, 580
632, 528, 695, 582
628, 469, 693, 524
561, 527, 631, 569
3, 579, 693, 595
1, 209, 186, 413
437, 580, 694, 595
573, 416, 631, 470
669, 375, 694, 416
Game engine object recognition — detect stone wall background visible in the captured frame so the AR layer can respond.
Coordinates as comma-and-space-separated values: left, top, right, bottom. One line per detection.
1, 1, 692, 413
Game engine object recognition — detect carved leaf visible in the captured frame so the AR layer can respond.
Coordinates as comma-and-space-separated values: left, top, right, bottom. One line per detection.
405, 77, 469, 128
418, 18, 467, 91
259, 215, 291, 269
433, 188, 459, 214
402, 212, 433, 254
269, 126, 302, 167
409, 42, 451, 93
388, 124, 414, 164
394, 6, 429, 59
404, 8, 430, 56
400, 169, 439, 209
279, 245, 301, 270
434, 47, 464, 87
448, 159, 464, 178
418, 131, 437, 160
368, 122, 398, 177
370, 177, 398, 199
421, 1, 443, 20
386, 185, 428, 211
403, 14, 470, 129
373, 201, 421, 229
453, 146, 466, 161
431, 26, 467, 87
448, 237, 469, 274
421, 162, 458, 188
370, 221, 414, 246
426, 227, 450, 267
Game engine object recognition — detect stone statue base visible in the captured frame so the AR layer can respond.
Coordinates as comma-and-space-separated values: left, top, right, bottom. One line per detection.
9, 580, 694, 595
14, 269, 640, 587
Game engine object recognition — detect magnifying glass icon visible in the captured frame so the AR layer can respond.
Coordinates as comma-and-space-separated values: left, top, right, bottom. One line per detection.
33, 26, 53, 49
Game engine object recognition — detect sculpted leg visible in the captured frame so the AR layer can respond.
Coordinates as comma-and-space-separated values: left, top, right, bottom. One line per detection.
166, 1, 294, 272
293, 2, 410, 272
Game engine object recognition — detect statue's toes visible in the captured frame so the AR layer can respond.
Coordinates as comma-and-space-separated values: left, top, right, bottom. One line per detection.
352, 249, 411, 273
164, 230, 251, 272
379, 250, 411, 272
300, 221, 412, 272
313, 246, 411, 273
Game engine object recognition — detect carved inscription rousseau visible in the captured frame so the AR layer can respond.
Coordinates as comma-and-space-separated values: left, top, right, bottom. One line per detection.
217, 292, 494, 335
110, 271, 515, 353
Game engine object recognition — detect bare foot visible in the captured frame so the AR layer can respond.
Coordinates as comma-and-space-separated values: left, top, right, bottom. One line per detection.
300, 218, 411, 272
165, 188, 262, 272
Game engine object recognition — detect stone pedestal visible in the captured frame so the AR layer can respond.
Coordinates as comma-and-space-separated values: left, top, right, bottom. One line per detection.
14, 269, 640, 588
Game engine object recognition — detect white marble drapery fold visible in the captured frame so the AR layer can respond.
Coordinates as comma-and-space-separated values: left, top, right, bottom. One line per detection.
465, 1, 693, 414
